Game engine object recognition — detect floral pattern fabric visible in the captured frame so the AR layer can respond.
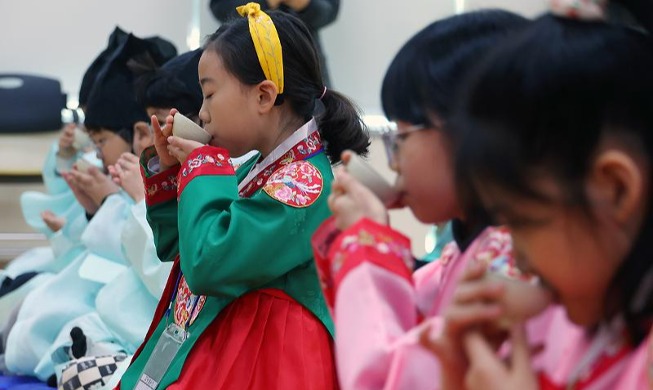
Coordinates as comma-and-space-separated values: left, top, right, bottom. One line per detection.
174, 275, 205, 327
263, 160, 323, 208
239, 131, 322, 198
177, 146, 236, 195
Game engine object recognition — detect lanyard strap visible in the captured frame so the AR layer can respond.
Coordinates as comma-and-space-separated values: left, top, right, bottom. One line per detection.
165, 271, 201, 331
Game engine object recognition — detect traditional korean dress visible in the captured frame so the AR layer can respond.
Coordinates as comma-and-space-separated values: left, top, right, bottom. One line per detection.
32, 199, 173, 381
4, 192, 132, 379
0, 142, 88, 324
312, 216, 653, 389
533, 312, 651, 389
1, 142, 88, 282
117, 119, 337, 389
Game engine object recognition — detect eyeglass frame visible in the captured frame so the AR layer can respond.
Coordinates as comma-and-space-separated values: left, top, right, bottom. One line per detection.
380, 123, 436, 169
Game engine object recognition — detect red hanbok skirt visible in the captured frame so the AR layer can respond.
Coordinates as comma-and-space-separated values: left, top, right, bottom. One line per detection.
167, 288, 338, 389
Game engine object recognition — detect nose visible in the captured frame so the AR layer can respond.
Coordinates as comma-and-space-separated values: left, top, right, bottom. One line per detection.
389, 159, 399, 173
199, 102, 210, 125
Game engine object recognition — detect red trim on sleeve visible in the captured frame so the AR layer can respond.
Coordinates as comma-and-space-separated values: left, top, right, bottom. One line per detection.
141, 163, 181, 206
317, 218, 414, 306
177, 146, 235, 196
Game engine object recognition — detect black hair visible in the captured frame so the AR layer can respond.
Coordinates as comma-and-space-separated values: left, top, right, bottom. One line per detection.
203, 11, 369, 162
381, 10, 530, 128
85, 126, 133, 146
136, 49, 204, 118
454, 15, 653, 344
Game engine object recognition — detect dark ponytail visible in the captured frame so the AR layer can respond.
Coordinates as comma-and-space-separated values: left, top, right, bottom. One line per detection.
316, 89, 369, 161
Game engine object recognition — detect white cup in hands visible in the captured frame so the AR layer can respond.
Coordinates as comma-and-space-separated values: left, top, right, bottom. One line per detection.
344, 153, 400, 206
72, 127, 92, 150
484, 259, 553, 329
171, 112, 211, 144
74, 158, 95, 174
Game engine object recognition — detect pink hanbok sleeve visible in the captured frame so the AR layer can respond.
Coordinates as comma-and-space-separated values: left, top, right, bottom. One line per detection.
312, 218, 441, 390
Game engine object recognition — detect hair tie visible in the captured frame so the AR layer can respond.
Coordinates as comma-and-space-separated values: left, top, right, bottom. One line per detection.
549, 0, 608, 21
236, 2, 284, 94
319, 86, 327, 100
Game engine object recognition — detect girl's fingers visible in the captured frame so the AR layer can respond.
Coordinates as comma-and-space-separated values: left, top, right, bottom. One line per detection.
464, 331, 502, 369
445, 302, 503, 330
462, 261, 490, 282
163, 109, 178, 138
151, 115, 163, 135
463, 331, 506, 389
508, 324, 533, 372
340, 149, 354, 165
121, 152, 140, 163
453, 279, 505, 305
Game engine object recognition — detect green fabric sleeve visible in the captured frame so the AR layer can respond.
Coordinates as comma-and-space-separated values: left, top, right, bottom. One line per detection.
146, 200, 180, 262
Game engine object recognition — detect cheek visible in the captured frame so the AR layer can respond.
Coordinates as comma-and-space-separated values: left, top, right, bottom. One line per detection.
105, 143, 132, 165
512, 226, 614, 325
401, 157, 458, 222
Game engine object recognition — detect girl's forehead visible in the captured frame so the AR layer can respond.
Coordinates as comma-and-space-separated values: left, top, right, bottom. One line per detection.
199, 50, 231, 79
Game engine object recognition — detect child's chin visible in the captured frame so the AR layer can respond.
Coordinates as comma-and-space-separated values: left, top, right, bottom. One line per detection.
564, 302, 603, 327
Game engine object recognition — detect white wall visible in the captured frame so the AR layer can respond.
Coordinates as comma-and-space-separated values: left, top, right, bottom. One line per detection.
0, 0, 547, 111
0, 0, 194, 107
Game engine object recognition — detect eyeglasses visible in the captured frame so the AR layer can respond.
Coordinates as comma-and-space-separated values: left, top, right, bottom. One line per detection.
381, 123, 434, 168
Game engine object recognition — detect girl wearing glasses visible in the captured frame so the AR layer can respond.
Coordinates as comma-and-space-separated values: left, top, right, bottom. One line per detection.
311, 10, 532, 390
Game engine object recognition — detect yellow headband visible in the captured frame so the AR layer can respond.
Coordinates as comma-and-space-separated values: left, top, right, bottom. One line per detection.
236, 2, 284, 94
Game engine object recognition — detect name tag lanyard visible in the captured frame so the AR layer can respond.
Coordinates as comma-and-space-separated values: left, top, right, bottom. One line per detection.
136, 272, 200, 390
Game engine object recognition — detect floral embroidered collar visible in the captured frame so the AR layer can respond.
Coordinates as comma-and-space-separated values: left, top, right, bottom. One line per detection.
238, 118, 323, 198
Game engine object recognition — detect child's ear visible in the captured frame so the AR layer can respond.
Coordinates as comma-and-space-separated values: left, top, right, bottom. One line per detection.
255, 80, 279, 114
587, 149, 645, 227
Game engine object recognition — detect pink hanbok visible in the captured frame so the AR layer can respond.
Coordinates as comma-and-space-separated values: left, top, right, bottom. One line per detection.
312, 217, 652, 389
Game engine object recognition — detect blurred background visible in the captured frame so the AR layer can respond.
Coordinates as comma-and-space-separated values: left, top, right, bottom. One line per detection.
0, 0, 546, 263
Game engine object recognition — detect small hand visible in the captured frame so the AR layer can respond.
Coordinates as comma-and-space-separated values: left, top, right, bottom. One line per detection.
152, 109, 179, 170
57, 123, 77, 158
166, 136, 204, 165
109, 152, 145, 202
418, 262, 506, 389
62, 171, 99, 215
463, 325, 538, 390
68, 167, 120, 207
327, 150, 389, 231
41, 210, 66, 232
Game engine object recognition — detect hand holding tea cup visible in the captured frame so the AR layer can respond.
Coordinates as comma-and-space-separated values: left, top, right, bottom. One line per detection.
152, 109, 178, 170
481, 256, 553, 329
62, 171, 99, 215
328, 151, 389, 231
74, 157, 94, 174
462, 326, 539, 390
72, 127, 92, 150
166, 136, 204, 165
69, 166, 120, 206
57, 123, 77, 158
418, 261, 507, 390
342, 151, 401, 207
